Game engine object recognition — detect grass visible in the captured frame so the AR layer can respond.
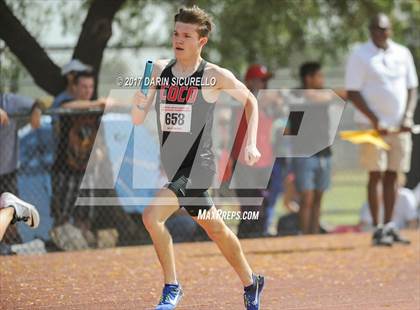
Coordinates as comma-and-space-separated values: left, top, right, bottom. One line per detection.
273, 169, 367, 228
222, 169, 368, 232
321, 170, 367, 226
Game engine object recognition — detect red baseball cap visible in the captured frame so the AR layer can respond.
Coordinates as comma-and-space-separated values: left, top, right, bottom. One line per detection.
245, 64, 273, 81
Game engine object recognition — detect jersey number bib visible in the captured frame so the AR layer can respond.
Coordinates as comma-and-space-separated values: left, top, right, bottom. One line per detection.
160, 104, 192, 133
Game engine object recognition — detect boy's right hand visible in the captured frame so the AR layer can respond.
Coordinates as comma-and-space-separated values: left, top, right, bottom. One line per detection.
371, 115, 388, 135
0, 108, 9, 126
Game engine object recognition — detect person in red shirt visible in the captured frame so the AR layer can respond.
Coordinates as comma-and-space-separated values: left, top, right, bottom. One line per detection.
233, 64, 284, 237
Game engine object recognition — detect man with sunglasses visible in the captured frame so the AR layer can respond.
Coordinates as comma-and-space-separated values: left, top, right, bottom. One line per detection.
345, 13, 418, 246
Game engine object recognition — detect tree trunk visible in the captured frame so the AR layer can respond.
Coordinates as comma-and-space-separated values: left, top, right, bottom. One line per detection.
73, 0, 126, 95
0, 0, 125, 96
0, 0, 64, 95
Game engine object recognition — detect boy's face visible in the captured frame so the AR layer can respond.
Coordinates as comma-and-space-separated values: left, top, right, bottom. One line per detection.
73, 77, 94, 100
305, 70, 324, 89
172, 22, 208, 60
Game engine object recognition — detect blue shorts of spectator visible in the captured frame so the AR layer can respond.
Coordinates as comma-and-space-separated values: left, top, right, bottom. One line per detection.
293, 155, 331, 192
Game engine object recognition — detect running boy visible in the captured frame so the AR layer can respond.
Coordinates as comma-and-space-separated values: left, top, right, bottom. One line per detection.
132, 6, 264, 310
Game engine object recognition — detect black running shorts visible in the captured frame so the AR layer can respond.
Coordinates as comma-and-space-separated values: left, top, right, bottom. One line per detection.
165, 165, 215, 217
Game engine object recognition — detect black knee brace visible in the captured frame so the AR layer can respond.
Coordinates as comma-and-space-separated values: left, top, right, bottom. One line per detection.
166, 175, 190, 198
166, 175, 214, 217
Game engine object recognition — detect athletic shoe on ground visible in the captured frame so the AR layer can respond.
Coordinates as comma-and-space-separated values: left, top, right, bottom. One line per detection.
384, 223, 411, 245
0, 192, 39, 228
244, 274, 265, 310
0, 242, 15, 255
155, 283, 183, 310
372, 226, 392, 247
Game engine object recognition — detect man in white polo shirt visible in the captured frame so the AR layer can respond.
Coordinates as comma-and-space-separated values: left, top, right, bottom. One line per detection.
345, 13, 418, 246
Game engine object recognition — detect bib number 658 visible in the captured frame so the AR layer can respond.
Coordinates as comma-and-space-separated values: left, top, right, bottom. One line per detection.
165, 112, 185, 126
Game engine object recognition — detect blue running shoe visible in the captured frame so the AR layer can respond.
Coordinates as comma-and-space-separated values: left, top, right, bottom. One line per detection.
243, 274, 265, 310
155, 283, 183, 310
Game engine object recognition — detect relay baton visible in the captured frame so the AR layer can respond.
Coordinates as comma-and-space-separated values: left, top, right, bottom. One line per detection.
140, 60, 154, 96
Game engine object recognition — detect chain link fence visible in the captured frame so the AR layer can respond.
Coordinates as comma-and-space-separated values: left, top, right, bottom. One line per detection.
2, 90, 413, 255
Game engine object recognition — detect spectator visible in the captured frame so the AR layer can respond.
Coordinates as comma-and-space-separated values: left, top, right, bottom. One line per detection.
290, 62, 334, 235
51, 59, 93, 148
50, 71, 106, 246
233, 64, 284, 238
345, 13, 418, 246
52, 59, 92, 109
264, 91, 290, 236
0, 93, 41, 245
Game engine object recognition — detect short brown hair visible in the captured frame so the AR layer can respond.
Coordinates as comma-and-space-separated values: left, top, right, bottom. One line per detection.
74, 71, 94, 84
174, 6, 213, 38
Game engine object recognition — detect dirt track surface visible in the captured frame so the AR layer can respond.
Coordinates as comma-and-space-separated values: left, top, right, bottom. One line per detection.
1, 231, 419, 310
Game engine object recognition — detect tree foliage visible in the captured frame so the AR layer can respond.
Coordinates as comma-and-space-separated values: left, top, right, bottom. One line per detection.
196, 0, 419, 74
0, 0, 418, 95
